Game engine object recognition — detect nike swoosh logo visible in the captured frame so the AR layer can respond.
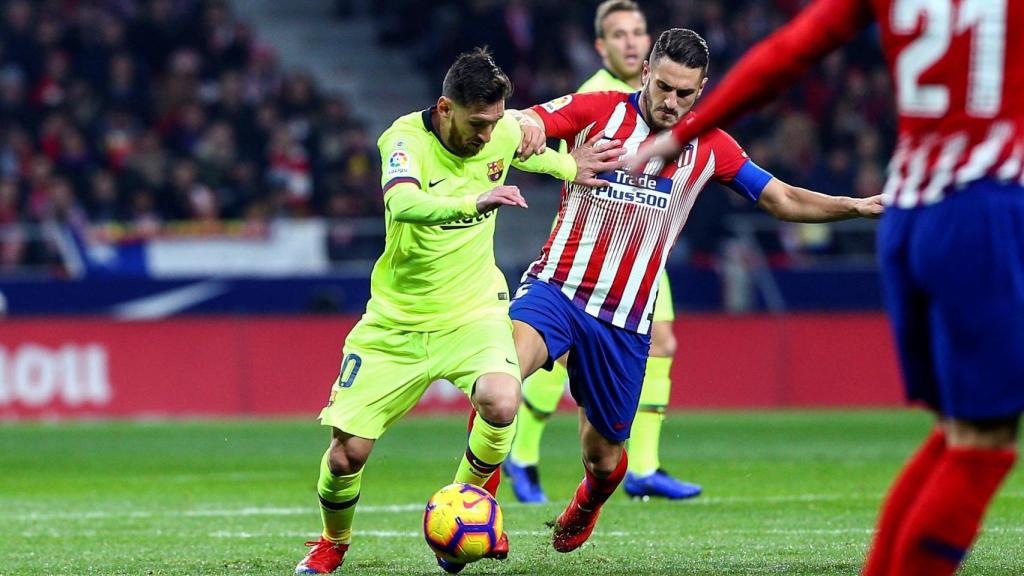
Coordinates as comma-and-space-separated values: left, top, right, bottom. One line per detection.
429, 178, 447, 187
505, 358, 517, 365
462, 495, 487, 509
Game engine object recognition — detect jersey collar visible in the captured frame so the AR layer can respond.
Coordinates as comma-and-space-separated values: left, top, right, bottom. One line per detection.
421, 107, 463, 160
629, 91, 648, 126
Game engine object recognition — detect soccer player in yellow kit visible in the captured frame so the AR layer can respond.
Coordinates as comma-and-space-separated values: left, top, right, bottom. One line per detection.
294, 48, 622, 574
503, 0, 702, 503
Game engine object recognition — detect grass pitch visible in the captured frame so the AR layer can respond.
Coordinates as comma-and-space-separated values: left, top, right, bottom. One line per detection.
1, 410, 1021, 575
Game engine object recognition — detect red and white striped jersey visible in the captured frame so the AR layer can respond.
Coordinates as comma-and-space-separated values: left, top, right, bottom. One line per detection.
665, 0, 1023, 209
527, 91, 758, 334
873, 0, 1024, 208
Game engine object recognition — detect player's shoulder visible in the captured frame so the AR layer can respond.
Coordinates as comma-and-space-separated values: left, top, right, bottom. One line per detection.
536, 91, 629, 114
491, 114, 524, 147
379, 110, 432, 150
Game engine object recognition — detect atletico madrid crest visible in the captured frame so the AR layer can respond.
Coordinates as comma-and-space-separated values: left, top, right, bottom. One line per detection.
487, 160, 504, 182
678, 143, 695, 168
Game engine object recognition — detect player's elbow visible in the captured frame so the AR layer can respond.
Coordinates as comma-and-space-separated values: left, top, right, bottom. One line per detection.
758, 186, 800, 222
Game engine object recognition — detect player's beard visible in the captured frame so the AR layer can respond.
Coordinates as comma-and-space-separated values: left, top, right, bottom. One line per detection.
450, 124, 485, 157
642, 89, 681, 131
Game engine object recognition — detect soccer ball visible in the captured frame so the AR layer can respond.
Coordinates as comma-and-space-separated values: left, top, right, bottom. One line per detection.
423, 483, 504, 564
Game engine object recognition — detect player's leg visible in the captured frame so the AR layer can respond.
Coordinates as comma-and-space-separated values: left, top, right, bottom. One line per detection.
298, 429, 374, 572
297, 323, 430, 574
505, 355, 567, 503
888, 417, 1018, 576
456, 371, 520, 487
550, 305, 649, 552
552, 409, 630, 553
872, 182, 1024, 576
442, 316, 523, 490
624, 275, 701, 500
863, 207, 947, 575
440, 316, 528, 567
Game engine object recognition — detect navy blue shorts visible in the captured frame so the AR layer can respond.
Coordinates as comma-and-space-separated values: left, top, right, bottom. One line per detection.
509, 279, 651, 442
878, 179, 1024, 420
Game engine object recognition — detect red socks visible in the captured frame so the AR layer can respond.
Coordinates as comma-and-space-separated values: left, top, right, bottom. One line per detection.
863, 428, 948, 576
888, 446, 1016, 575
576, 450, 628, 510
864, 428, 1016, 576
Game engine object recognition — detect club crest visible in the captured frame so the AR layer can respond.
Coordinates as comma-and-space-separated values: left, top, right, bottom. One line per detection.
487, 159, 504, 182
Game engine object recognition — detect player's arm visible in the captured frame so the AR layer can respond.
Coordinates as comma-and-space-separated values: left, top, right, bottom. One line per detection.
757, 178, 883, 222
510, 122, 625, 187
715, 130, 881, 222
385, 182, 479, 225
630, 0, 873, 168
508, 109, 546, 161
379, 132, 522, 224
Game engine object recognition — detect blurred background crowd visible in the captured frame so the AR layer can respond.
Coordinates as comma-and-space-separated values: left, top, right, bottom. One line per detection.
0, 0, 381, 272
0, 0, 893, 273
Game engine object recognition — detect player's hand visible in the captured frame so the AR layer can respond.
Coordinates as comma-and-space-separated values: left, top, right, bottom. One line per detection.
510, 109, 546, 161
476, 185, 528, 213
627, 131, 682, 172
853, 194, 884, 219
571, 133, 625, 188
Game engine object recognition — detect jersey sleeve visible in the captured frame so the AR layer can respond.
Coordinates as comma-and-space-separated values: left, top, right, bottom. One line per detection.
709, 129, 774, 202
377, 130, 478, 225
505, 118, 578, 180
670, 0, 873, 144
379, 128, 424, 193
531, 92, 621, 141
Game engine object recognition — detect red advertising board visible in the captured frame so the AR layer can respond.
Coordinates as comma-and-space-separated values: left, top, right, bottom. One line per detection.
0, 314, 904, 420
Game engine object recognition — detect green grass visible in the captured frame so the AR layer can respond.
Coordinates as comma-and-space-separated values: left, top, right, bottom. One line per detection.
1, 411, 1022, 575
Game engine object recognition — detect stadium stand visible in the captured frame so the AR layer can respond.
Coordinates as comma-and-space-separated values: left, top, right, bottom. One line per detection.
0, 0, 889, 287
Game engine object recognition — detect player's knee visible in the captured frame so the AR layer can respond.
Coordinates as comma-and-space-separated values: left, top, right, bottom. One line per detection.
475, 391, 519, 425
473, 374, 521, 425
946, 415, 1020, 449
582, 447, 623, 479
650, 332, 677, 358
328, 444, 369, 476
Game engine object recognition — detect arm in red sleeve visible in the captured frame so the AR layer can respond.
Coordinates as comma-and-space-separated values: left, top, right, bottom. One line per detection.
671, 0, 874, 144
530, 92, 621, 141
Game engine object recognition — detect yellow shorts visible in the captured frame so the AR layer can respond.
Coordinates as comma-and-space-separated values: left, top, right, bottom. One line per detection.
318, 315, 520, 439
653, 272, 675, 323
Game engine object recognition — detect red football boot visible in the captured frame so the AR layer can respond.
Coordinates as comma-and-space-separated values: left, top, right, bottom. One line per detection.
551, 493, 601, 553
295, 537, 348, 574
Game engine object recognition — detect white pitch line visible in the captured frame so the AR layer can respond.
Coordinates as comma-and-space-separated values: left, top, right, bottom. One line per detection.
208, 529, 599, 539
6, 492, 1024, 522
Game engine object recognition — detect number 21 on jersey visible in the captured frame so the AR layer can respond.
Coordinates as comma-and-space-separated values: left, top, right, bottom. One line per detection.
892, 0, 1006, 118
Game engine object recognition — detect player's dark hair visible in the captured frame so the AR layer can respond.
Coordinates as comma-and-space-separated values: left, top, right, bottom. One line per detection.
594, 0, 642, 39
441, 47, 513, 106
649, 28, 709, 76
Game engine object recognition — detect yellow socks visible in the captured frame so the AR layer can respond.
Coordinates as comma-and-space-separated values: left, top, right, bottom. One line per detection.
455, 415, 517, 486
628, 355, 672, 476
317, 450, 362, 545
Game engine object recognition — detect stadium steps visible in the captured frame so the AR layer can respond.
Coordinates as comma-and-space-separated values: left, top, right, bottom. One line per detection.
234, 0, 430, 137
234, 0, 559, 276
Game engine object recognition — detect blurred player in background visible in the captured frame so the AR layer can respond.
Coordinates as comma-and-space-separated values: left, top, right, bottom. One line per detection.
294, 48, 622, 575
630, 1, 1022, 574
513, 28, 882, 554
503, 0, 702, 505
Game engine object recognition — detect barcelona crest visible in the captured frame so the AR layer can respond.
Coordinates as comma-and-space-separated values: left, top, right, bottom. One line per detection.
487, 160, 504, 182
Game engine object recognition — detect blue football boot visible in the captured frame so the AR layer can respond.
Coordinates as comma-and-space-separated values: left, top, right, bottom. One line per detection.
623, 469, 702, 500
435, 556, 464, 574
502, 459, 548, 504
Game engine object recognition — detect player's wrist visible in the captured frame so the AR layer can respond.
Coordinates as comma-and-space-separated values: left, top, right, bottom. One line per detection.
465, 194, 482, 216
